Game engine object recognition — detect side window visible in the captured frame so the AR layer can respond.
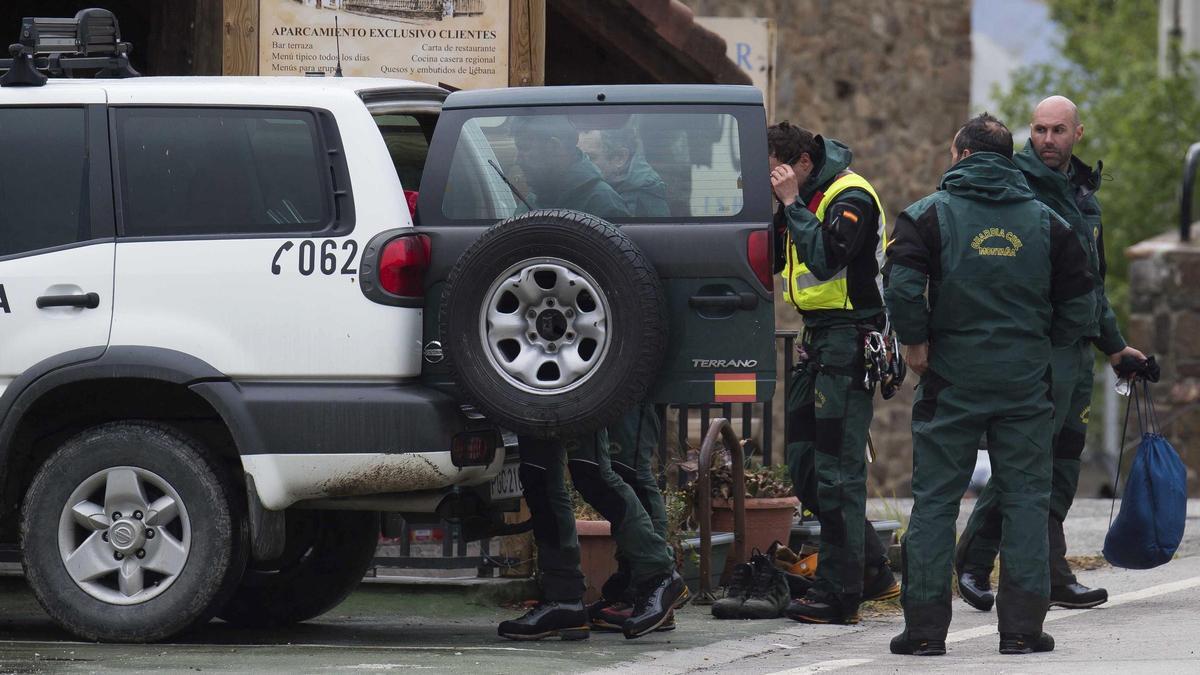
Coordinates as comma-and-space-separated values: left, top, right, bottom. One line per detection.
437, 110, 744, 222
373, 113, 434, 191
114, 108, 333, 237
0, 108, 90, 257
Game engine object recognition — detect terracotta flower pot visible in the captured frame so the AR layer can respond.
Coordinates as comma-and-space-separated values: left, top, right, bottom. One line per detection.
711, 496, 799, 573
576, 519, 617, 603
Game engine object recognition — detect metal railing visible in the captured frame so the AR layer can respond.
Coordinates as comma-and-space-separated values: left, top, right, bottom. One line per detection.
693, 418, 746, 602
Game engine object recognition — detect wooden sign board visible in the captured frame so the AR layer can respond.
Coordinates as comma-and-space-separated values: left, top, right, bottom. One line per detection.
257, 0, 512, 89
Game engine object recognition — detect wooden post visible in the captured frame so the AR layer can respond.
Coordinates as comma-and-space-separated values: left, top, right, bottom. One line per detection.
223, 0, 258, 76
508, 0, 545, 87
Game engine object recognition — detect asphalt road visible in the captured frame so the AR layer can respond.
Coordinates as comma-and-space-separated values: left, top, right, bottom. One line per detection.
0, 499, 1197, 674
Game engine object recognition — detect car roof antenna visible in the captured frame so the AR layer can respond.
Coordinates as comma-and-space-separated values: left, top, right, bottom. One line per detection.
334, 15, 343, 78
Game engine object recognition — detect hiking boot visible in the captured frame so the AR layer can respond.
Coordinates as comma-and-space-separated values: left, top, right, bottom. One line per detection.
957, 569, 995, 612
600, 569, 633, 606
740, 552, 791, 619
784, 570, 814, 598
785, 590, 860, 625
498, 601, 590, 641
587, 599, 629, 632
862, 563, 900, 602
589, 601, 675, 632
999, 631, 1055, 654
623, 570, 688, 639
890, 630, 946, 656
769, 540, 802, 572
1050, 582, 1107, 609
712, 559, 756, 619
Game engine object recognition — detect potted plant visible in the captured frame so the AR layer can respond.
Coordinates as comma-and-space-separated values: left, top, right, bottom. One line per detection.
702, 462, 798, 566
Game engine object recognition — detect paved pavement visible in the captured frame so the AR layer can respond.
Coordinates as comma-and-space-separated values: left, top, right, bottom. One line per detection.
1, 498, 1197, 674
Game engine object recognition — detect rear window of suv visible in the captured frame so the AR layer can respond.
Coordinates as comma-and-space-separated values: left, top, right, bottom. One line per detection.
427, 107, 748, 223
114, 108, 333, 237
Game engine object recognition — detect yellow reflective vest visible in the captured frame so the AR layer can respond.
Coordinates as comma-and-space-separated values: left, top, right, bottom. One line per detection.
781, 172, 887, 311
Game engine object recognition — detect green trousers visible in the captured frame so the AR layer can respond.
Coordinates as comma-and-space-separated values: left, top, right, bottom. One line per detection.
785, 324, 876, 605
902, 371, 1053, 640
602, 404, 670, 600
517, 411, 673, 602
957, 343, 1092, 586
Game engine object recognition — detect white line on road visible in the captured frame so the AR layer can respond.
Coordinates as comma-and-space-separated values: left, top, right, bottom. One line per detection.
762, 658, 873, 674
764, 574, 1200, 675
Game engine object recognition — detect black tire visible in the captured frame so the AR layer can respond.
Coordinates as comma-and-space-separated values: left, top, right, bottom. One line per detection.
217, 510, 379, 628
441, 209, 667, 438
20, 422, 248, 642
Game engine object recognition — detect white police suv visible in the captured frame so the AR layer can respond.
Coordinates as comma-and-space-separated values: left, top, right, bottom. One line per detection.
0, 9, 777, 642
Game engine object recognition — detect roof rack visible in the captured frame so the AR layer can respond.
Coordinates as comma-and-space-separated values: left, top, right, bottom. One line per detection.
0, 8, 140, 87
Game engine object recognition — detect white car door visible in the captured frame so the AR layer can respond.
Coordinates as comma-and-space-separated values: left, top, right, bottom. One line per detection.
105, 94, 421, 380
0, 90, 114, 398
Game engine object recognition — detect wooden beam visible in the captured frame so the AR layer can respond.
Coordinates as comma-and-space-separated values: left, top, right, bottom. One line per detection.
508, 0, 545, 87
551, 1, 710, 84
222, 0, 258, 76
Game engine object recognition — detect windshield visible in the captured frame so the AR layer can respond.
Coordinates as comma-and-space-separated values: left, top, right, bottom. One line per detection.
437, 110, 744, 221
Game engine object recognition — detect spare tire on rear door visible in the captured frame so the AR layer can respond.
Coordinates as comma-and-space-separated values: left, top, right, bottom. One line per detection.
441, 209, 666, 438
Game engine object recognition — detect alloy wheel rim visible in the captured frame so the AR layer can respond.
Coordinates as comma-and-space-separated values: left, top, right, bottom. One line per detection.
56, 465, 192, 605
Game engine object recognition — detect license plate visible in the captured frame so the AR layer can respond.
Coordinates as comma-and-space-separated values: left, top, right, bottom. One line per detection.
489, 462, 522, 501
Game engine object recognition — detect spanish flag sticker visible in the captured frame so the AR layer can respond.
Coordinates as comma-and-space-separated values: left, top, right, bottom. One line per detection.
714, 373, 757, 402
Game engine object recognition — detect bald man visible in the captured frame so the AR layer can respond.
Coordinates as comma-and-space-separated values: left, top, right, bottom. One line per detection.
956, 96, 1146, 613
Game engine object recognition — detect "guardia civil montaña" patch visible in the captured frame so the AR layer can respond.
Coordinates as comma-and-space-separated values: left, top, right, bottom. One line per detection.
970, 227, 1023, 257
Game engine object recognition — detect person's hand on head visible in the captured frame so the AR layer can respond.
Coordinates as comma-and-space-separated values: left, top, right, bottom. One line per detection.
771, 163, 800, 205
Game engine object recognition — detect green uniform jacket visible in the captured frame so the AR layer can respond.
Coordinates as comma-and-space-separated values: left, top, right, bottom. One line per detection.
612, 155, 670, 217
530, 150, 631, 219
774, 136, 884, 329
883, 152, 1096, 390
1013, 142, 1126, 355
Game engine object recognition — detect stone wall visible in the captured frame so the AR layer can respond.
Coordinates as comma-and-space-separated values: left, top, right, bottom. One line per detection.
1126, 230, 1200, 495
683, 0, 972, 496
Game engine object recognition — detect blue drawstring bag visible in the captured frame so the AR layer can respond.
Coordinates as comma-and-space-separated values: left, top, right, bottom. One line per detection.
1103, 381, 1188, 569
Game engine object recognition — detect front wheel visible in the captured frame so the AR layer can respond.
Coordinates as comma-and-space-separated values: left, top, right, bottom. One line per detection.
217, 510, 379, 628
21, 422, 247, 642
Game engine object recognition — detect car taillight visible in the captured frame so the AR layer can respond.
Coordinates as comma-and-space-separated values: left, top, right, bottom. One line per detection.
379, 233, 430, 297
451, 431, 497, 467
747, 230, 773, 294
403, 190, 419, 219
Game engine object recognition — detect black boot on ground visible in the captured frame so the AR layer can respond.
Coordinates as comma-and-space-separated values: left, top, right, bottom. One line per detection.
889, 630, 946, 656
784, 590, 860, 625
957, 569, 995, 611
712, 552, 761, 619
999, 631, 1055, 654
1050, 582, 1108, 609
862, 563, 901, 602
784, 571, 814, 598
498, 601, 590, 641
623, 570, 689, 639
740, 551, 790, 619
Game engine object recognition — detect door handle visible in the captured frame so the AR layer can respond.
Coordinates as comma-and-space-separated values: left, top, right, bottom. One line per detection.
688, 292, 758, 311
37, 292, 100, 309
